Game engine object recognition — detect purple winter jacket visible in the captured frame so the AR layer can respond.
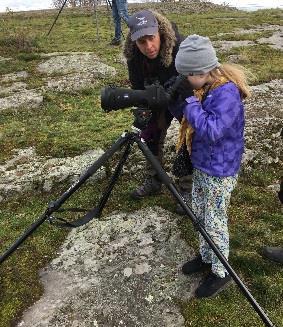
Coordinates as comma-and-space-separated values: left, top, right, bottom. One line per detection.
178, 82, 245, 177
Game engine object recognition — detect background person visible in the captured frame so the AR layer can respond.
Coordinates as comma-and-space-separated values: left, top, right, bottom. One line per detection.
124, 9, 193, 212
110, 0, 129, 46
262, 176, 283, 263
173, 34, 252, 297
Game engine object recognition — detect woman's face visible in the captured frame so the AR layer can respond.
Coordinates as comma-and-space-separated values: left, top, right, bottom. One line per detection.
136, 32, 161, 59
186, 73, 213, 89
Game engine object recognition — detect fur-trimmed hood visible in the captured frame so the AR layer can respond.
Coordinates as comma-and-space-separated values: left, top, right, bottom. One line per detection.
123, 10, 178, 68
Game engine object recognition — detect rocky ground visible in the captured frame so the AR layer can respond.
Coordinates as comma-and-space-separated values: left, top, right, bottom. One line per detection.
1, 23, 282, 203
18, 207, 196, 327
0, 21, 282, 327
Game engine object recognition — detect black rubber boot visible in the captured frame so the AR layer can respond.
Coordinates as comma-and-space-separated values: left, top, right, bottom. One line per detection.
195, 272, 232, 298
130, 175, 162, 200
262, 247, 283, 264
182, 254, 211, 275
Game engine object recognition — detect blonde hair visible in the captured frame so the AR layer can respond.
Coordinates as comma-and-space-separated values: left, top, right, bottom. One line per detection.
210, 63, 252, 99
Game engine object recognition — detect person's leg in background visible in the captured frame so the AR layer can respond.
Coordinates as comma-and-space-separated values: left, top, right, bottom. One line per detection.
110, 0, 121, 45
262, 177, 283, 264
130, 120, 165, 199
131, 111, 172, 199
117, 0, 129, 25
110, 0, 129, 45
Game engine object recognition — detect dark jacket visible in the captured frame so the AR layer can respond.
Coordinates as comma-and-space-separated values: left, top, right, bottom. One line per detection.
123, 11, 185, 156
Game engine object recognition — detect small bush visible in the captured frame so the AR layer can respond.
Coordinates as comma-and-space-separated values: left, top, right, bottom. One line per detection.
0, 32, 39, 53
0, 14, 40, 54
17, 53, 41, 61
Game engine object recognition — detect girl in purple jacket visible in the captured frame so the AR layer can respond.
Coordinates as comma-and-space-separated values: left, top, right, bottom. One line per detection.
174, 35, 251, 298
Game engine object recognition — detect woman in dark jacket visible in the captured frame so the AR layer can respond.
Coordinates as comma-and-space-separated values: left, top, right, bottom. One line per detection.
124, 9, 193, 210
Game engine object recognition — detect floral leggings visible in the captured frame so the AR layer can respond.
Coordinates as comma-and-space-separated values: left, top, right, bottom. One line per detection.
192, 169, 238, 278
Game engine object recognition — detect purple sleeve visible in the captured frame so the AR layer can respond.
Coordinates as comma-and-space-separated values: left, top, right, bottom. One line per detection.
184, 86, 242, 143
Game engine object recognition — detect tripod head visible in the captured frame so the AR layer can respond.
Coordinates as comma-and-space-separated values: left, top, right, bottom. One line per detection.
131, 107, 152, 131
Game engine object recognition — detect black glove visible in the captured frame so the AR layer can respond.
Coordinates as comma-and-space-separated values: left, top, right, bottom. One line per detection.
174, 79, 194, 102
165, 76, 194, 103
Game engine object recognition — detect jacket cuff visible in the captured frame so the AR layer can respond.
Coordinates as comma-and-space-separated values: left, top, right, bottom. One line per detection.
185, 96, 199, 104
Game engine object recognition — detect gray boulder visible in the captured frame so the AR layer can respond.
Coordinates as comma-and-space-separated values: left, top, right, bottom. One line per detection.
18, 207, 197, 327
0, 147, 105, 203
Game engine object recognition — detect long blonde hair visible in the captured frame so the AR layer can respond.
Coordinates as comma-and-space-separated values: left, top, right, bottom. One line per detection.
210, 63, 252, 99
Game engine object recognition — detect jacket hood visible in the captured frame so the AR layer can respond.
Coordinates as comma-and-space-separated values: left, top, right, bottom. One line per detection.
123, 10, 177, 68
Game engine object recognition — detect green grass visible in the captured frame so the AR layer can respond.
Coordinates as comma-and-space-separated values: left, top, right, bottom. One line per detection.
0, 194, 68, 326
0, 4, 282, 327
0, 91, 132, 161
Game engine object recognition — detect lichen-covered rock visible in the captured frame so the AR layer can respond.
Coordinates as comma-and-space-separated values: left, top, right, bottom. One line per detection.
0, 72, 39, 111
243, 79, 283, 168
258, 30, 283, 50
213, 25, 283, 52
37, 53, 116, 93
0, 147, 105, 202
0, 71, 29, 83
0, 53, 116, 110
44, 71, 102, 93
0, 89, 43, 111
0, 82, 28, 96
37, 53, 116, 76
18, 207, 197, 327
213, 40, 256, 52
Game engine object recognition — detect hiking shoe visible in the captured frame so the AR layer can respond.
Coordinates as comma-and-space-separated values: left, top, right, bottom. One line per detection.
130, 176, 162, 199
175, 189, 191, 215
109, 38, 121, 46
262, 247, 283, 264
182, 254, 211, 275
195, 272, 232, 298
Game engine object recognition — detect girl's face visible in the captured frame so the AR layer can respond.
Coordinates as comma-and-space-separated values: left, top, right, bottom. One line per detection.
136, 32, 161, 59
186, 73, 213, 89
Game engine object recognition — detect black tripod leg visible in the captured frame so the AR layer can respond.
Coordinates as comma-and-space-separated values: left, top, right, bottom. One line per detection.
91, 139, 133, 217
49, 133, 130, 210
47, 0, 68, 36
0, 133, 131, 265
0, 209, 50, 264
135, 136, 274, 327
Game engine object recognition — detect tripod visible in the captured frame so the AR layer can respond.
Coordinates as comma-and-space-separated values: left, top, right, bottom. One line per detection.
47, 0, 127, 41
0, 126, 275, 327
47, 0, 103, 40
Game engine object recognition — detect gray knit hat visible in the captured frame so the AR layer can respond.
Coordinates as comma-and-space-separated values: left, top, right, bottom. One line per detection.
175, 34, 220, 75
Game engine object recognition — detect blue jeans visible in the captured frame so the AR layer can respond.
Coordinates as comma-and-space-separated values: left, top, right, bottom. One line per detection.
112, 0, 129, 41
